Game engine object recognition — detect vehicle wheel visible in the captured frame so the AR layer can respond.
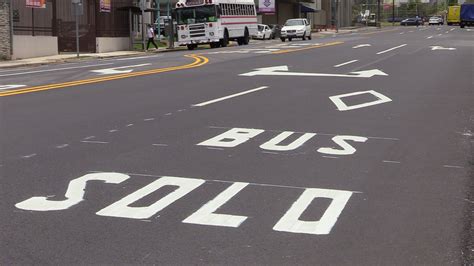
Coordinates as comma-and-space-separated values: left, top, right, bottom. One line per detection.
220, 30, 229, 47
308, 33, 312, 40
210, 42, 220, 48
280, 37, 286, 42
187, 44, 196, 50
242, 28, 250, 45
302, 33, 306, 41
288, 37, 292, 41
460, 23, 465, 28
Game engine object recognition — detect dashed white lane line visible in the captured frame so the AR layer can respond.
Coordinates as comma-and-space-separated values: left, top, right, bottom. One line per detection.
144, 118, 155, 121
400, 32, 405, 34
164, 113, 173, 116
322, 156, 339, 159
334, 60, 358, 68
376, 44, 407, 55
383, 160, 401, 164
81, 140, 109, 144
177, 109, 186, 112
437, 33, 442, 36
0, 63, 114, 77
55, 144, 69, 149
126, 124, 134, 127
152, 143, 169, 147
21, 153, 37, 159
193, 86, 269, 107
90, 170, 365, 192
450, 28, 455, 31
109, 129, 118, 133
445, 31, 449, 34
83, 136, 95, 140
443, 165, 464, 169
207, 147, 224, 151
427, 36, 433, 39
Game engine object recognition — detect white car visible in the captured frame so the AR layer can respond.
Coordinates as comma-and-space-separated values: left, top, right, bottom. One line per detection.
280, 18, 312, 42
429, 16, 444, 25
253, 24, 273, 40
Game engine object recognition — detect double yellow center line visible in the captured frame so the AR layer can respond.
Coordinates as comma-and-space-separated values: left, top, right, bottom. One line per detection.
0, 54, 209, 97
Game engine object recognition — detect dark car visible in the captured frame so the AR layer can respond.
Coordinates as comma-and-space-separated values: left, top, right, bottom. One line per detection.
268, 24, 282, 39
400, 17, 424, 26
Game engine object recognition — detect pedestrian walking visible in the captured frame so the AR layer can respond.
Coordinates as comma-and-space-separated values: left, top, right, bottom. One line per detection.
415, 15, 420, 27
147, 24, 158, 50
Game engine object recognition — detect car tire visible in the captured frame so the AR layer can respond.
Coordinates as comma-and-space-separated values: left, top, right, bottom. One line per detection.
187, 44, 197, 50
308, 33, 312, 40
280, 37, 285, 42
242, 28, 250, 45
288, 37, 292, 41
302, 33, 306, 41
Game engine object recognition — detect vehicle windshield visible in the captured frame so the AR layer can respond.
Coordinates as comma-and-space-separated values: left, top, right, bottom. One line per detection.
177, 6, 217, 24
258, 25, 264, 31
285, 20, 304, 26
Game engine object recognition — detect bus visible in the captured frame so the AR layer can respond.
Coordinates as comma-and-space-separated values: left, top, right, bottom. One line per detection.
175, 0, 257, 50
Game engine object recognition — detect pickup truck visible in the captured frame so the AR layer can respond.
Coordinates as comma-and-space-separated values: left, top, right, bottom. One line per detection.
460, 3, 474, 28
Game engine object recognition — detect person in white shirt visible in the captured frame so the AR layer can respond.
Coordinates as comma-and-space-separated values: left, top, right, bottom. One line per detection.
146, 24, 158, 50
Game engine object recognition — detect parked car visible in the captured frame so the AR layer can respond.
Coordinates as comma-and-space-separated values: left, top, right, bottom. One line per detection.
429, 16, 444, 25
269, 24, 282, 39
280, 18, 312, 42
253, 24, 273, 40
400, 17, 424, 26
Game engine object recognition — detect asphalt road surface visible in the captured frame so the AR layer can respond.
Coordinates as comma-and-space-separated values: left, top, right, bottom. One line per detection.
1, 26, 473, 265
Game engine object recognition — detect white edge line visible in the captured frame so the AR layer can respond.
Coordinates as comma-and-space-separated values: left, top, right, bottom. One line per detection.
383, 160, 401, 164
376, 44, 407, 55
193, 86, 269, 107
443, 165, 464, 169
0, 63, 114, 77
334, 60, 358, 68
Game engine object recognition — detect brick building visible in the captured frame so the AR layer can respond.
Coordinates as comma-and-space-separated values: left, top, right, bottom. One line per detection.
0, 0, 12, 59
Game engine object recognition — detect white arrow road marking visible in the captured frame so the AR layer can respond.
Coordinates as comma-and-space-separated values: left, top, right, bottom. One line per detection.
240, 66, 388, 78
193, 86, 269, 107
329, 90, 392, 111
376, 44, 407, 55
430, 46, 456, 51
0, 84, 26, 91
91, 63, 151, 75
352, 44, 371, 49
334, 60, 358, 68
467, 29, 473, 32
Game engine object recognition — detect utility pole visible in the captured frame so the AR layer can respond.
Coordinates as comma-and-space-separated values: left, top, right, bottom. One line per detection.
71, 0, 83, 58
9, 0, 13, 59
392, 0, 395, 26
140, 0, 146, 50
377, 0, 381, 27
167, 0, 174, 49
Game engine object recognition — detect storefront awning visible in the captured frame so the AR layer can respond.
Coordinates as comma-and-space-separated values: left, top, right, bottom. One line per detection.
300, 2, 317, 13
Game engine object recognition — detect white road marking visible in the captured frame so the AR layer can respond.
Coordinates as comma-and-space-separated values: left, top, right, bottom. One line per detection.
177, 109, 186, 112
260, 131, 316, 151
426, 36, 433, 39
450, 28, 455, 31
400, 32, 405, 34
383, 160, 401, 164
376, 44, 407, 55
322, 156, 339, 159
0, 84, 26, 91
182, 182, 249, 228
126, 124, 134, 127
144, 118, 155, 121
329, 90, 392, 111
55, 144, 69, 149
437, 33, 442, 36
21, 153, 37, 159
273, 188, 353, 235
91, 63, 151, 75
261, 151, 280, 155
445, 31, 449, 33
430, 46, 456, 51
193, 86, 269, 107
164, 113, 173, 116
152, 143, 169, 147
83, 136, 95, 140
443, 165, 464, 169
206, 147, 225, 150
352, 44, 371, 49
0, 63, 114, 77
240, 66, 388, 78
408, 31, 414, 33
116, 55, 161, 61
334, 60, 358, 68
81, 140, 109, 144
109, 129, 118, 133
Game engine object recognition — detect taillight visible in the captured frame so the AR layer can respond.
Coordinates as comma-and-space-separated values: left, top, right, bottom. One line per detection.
209, 23, 213, 27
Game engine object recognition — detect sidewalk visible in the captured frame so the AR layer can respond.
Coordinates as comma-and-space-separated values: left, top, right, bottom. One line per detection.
0, 47, 184, 69
314, 26, 379, 36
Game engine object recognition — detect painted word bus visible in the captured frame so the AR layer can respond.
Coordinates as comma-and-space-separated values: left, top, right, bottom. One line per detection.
175, 0, 257, 50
